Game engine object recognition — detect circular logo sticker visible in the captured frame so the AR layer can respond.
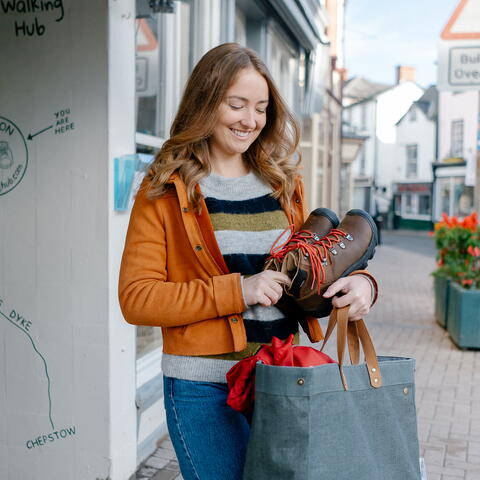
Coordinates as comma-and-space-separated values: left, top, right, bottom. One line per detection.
0, 116, 28, 196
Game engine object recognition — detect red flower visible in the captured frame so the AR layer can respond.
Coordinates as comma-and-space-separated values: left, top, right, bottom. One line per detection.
461, 279, 473, 286
467, 246, 480, 257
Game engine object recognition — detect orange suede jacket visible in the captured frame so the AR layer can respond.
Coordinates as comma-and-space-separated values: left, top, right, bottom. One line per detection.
118, 173, 376, 356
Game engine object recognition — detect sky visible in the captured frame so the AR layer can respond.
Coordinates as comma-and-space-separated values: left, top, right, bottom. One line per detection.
344, 0, 461, 88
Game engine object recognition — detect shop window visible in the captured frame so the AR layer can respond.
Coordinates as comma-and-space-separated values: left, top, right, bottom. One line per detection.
453, 179, 474, 217
418, 194, 431, 215
406, 144, 417, 178
451, 120, 464, 158
438, 178, 451, 217
135, 1, 192, 144
404, 194, 414, 214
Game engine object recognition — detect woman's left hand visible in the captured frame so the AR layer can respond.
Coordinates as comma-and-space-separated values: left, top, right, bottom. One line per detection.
322, 275, 373, 321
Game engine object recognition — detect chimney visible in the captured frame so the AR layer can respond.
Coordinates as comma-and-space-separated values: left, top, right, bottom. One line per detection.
396, 65, 416, 84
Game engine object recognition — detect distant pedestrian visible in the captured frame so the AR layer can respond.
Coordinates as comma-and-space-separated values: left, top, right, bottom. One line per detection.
119, 43, 376, 480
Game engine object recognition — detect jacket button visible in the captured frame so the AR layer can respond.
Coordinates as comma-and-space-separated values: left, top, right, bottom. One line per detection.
182, 207, 189, 213
231, 317, 238, 323
297, 378, 305, 386
195, 245, 203, 251
295, 198, 300, 203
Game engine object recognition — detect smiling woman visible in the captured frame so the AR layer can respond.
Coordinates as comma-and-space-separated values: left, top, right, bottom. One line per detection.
119, 43, 305, 480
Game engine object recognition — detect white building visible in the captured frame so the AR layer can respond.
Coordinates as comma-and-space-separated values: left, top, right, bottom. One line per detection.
432, 89, 478, 220
342, 68, 424, 215
392, 86, 438, 230
0, 1, 344, 479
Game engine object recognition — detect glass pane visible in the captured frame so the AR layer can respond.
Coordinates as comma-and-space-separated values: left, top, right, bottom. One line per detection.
137, 326, 163, 358
452, 178, 474, 218
135, 17, 160, 137
438, 178, 451, 217
418, 195, 431, 215
405, 194, 414, 214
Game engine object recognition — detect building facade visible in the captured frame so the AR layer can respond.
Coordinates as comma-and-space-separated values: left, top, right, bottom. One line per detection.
392, 86, 438, 230
342, 70, 424, 219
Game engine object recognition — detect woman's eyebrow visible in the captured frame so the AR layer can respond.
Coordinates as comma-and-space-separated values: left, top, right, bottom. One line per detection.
227, 95, 269, 104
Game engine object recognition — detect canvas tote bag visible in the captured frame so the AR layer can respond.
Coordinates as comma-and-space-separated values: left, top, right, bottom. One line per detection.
243, 306, 421, 480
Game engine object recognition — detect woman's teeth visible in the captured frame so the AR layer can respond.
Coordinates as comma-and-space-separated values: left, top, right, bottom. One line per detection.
231, 129, 249, 138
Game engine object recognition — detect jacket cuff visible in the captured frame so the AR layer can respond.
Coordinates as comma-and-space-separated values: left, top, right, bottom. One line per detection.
348, 270, 378, 307
212, 273, 246, 316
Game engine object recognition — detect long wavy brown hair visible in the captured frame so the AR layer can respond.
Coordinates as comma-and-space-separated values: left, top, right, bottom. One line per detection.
146, 42, 301, 211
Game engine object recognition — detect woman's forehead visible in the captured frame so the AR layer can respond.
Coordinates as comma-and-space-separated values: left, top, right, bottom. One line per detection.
226, 68, 269, 100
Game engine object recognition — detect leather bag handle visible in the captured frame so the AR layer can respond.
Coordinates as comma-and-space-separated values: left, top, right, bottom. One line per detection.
320, 306, 382, 391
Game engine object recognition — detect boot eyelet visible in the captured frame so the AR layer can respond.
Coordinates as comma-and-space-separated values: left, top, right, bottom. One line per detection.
313, 235, 320, 241
345, 234, 353, 241
330, 248, 338, 255
339, 242, 346, 249
322, 258, 328, 266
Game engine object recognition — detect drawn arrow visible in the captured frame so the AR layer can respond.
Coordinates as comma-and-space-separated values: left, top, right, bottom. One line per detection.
28, 125, 53, 140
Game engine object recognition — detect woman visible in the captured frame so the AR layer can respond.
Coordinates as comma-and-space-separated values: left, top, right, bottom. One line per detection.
119, 43, 376, 480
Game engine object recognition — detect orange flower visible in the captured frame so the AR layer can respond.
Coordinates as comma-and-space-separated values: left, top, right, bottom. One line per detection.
428, 231, 435, 237
461, 279, 473, 286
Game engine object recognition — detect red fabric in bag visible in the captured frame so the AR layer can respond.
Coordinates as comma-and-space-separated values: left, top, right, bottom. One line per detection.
226, 334, 336, 413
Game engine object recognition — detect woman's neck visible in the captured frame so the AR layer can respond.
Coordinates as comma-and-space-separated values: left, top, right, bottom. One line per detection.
209, 153, 249, 178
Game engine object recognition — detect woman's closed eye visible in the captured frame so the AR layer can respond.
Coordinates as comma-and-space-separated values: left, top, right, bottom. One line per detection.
229, 104, 266, 114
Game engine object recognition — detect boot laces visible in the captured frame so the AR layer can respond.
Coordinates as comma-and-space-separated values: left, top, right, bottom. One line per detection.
268, 226, 350, 294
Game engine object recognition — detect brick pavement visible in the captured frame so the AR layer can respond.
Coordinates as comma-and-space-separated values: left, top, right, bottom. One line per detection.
135, 230, 480, 480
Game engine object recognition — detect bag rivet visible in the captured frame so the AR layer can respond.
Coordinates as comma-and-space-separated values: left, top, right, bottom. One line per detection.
403, 387, 409, 395
371, 367, 376, 372
297, 378, 305, 386
374, 378, 378, 383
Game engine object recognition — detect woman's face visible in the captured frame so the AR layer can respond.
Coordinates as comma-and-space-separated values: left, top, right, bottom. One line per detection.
209, 67, 269, 161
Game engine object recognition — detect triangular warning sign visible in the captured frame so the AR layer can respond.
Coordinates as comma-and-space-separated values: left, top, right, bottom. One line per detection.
136, 19, 158, 52
441, 0, 480, 39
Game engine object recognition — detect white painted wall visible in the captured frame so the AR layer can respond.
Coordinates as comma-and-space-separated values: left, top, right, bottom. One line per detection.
395, 106, 435, 182
438, 90, 479, 163
0, 1, 137, 479
375, 82, 424, 193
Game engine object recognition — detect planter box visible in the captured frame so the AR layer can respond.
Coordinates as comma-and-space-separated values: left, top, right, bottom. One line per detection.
434, 276, 450, 328
447, 282, 480, 349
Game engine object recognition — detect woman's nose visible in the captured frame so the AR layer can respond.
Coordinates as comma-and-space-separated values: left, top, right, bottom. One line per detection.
240, 109, 256, 129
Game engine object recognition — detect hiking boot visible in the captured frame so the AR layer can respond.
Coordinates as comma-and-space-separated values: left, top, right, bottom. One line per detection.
264, 208, 340, 272
282, 209, 378, 318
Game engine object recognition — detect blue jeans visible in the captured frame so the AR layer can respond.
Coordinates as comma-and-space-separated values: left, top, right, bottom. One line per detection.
163, 376, 251, 480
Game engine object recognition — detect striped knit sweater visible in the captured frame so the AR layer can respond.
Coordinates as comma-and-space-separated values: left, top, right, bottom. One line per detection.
161, 171, 299, 383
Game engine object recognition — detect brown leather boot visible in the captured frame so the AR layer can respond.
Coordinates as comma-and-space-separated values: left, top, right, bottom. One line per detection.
263, 208, 340, 335
264, 208, 340, 272
282, 209, 378, 318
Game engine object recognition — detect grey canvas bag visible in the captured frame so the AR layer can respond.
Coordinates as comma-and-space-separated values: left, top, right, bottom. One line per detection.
243, 306, 421, 480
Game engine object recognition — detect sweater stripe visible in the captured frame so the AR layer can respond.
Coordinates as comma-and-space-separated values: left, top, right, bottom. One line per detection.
209, 210, 289, 232
204, 193, 281, 214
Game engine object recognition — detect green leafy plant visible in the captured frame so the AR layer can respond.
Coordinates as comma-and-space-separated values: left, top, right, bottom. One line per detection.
431, 212, 480, 290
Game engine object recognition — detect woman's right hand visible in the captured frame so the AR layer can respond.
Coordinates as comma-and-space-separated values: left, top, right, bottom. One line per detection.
243, 270, 291, 307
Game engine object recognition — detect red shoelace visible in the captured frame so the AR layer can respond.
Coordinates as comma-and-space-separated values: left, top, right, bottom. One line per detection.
268, 226, 350, 294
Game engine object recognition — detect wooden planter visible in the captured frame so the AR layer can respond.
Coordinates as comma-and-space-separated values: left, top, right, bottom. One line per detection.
433, 276, 450, 328
447, 282, 480, 349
